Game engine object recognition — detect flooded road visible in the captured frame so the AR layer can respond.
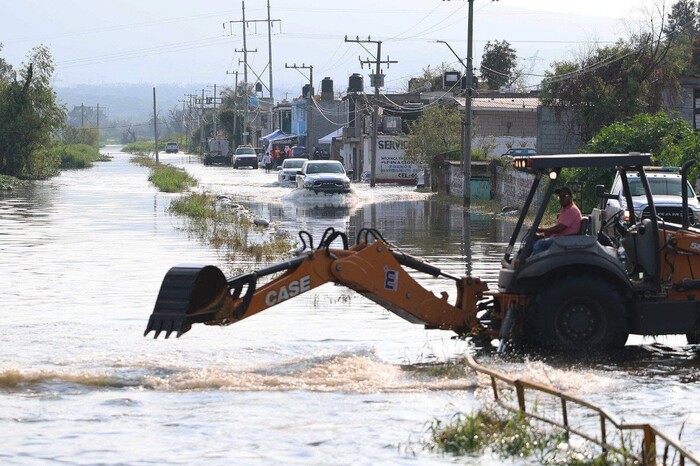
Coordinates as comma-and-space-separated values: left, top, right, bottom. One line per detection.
1, 145, 699, 464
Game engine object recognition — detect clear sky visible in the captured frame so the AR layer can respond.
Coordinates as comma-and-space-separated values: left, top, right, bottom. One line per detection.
1, 0, 661, 99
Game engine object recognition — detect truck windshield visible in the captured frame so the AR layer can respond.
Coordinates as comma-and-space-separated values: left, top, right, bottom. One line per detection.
627, 178, 695, 197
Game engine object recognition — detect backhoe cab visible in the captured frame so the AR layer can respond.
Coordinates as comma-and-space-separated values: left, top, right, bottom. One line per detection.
496, 154, 700, 351
146, 153, 700, 353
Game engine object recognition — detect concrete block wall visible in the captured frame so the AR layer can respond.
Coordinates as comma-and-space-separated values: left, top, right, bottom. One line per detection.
473, 110, 537, 139
536, 106, 584, 155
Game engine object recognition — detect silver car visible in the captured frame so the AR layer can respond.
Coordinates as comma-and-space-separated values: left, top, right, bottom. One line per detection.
278, 158, 306, 185
296, 160, 351, 194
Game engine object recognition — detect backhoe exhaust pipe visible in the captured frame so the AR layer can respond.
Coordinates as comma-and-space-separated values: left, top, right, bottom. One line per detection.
681, 159, 696, 229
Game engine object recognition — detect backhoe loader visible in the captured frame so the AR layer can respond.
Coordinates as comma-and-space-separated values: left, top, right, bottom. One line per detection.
145, 153, 700, 352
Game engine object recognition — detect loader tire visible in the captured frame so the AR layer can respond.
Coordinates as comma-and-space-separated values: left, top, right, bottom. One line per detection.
531, 275, 628, 352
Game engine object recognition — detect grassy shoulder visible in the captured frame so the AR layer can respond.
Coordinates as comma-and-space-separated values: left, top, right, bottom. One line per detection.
131, 155, 197, 193
1, 143, 108, 184
170, 193, 294, 263
122, 141, 156, 155
129, 156, 294, 263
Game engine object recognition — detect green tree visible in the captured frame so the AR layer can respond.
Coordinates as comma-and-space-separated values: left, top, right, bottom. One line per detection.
665, 0, 699, 44
480, 40, 519, 90
404, 105, 462, 168
218, 83, 250, 147
540, 23, 678, 143
562, 112, 700, 211
0, 44, 13, 82
0, 45, 66, 179
59, 126, 100, 147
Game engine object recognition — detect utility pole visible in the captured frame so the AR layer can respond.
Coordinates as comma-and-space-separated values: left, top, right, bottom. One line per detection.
442, 0, 497, 207
285, 63, 313, 150
153, 87, 159, 164
96, 104, 100, 143
227, 71, 239, 147
224, 0, 280, 145
200, 89, 205, 154
463, 0, 474, 209
178, 99, 187, 148
212, 84, 218, 138
266, 0, 275, 101
182, 99, 186, 148
345, 36, 396, 187
185, 93, 198, 152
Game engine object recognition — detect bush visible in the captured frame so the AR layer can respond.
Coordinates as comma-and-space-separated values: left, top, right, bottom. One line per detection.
562, 112, 700, 212
60, 143, 101, 169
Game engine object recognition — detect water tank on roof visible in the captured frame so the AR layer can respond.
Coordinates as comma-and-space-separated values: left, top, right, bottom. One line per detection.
321, 77, 333, 93
302, 84, 311, 98
443, 71, 461, 89
348, 73, 363, 93
321, 77, 334, 101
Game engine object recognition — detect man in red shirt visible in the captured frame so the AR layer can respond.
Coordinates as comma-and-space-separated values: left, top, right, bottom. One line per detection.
532, 186, 582, 255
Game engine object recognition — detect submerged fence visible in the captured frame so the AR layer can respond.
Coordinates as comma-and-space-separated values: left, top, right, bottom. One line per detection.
466, 355, 700, 465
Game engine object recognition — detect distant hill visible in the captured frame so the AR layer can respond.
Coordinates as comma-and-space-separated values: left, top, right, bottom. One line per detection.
55, 83, 208, 122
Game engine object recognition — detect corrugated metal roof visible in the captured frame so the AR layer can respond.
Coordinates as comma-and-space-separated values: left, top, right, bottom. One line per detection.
454, 96, 539, 112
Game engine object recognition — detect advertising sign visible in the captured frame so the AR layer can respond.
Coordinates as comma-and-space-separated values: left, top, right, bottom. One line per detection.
365, 136, 418, 184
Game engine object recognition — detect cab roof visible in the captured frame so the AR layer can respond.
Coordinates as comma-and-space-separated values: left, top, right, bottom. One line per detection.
513, 153, 652, 170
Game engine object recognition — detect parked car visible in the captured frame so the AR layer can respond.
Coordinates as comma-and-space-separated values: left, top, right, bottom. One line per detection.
296, 160, 351, 194
278, 158, 306, 185
602, 167, 700, 226
501, 147, 537, 157
165, 142, 179, 153
232, 145, 258, 169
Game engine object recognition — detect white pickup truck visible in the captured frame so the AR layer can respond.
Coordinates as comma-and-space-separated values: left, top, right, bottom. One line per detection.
603, 167, 700, 226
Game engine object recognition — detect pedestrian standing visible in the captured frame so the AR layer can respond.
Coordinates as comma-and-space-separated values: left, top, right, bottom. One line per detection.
274, 147, 281, 168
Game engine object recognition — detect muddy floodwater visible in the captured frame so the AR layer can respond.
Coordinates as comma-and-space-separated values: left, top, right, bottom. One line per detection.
1, 145, 700, 464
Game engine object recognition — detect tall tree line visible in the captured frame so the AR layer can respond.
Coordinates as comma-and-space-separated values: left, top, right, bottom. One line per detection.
0, 44, 66, 179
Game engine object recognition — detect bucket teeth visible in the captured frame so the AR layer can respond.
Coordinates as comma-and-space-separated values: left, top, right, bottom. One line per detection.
144, 315, 191, 339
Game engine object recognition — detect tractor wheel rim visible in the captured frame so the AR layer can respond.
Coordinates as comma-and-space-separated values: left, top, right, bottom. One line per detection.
560, 299, 599, 341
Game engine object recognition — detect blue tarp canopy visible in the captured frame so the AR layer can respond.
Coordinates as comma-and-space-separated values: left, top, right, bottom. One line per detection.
262, 131, 299, 143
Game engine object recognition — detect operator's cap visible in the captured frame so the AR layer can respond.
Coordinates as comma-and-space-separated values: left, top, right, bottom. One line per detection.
554, 186, 573, 196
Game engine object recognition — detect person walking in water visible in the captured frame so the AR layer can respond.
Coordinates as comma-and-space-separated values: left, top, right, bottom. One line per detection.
262, 152, 272, 173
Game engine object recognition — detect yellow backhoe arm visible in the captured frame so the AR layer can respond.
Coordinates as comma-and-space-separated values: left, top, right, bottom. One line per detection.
144, 228, 489, 339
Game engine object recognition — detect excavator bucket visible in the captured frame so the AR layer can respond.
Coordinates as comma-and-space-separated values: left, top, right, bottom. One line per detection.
144, 265, 230, 338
